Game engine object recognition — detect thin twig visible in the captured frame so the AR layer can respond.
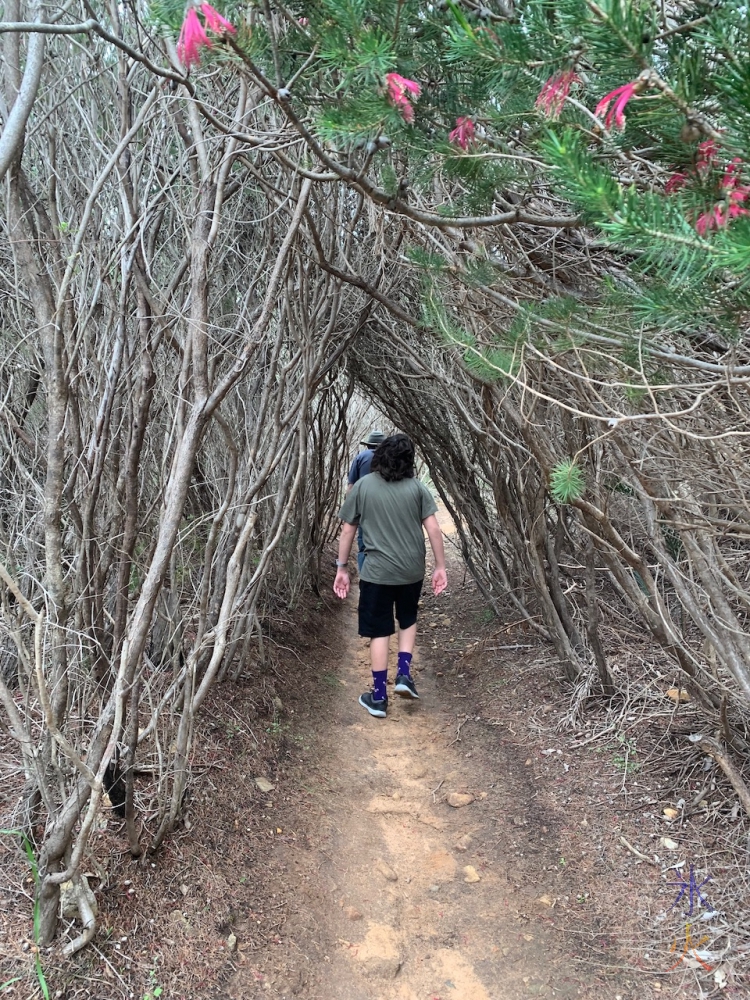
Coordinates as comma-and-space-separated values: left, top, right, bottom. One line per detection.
619, 835, 659, 866
448, 715, 470, 748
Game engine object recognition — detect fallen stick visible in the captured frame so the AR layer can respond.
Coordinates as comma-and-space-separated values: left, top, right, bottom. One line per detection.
430, 778, 445, 802
619, 835, 659, 866
448, 714, 470, 747
697, 736, 750, 817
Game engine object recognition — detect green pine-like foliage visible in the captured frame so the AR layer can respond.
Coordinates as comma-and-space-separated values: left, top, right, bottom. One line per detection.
549, 459, 586, 504
149, 0, 750, 452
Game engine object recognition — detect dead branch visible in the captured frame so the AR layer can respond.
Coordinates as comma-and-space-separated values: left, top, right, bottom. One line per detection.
697, 737, 750, 817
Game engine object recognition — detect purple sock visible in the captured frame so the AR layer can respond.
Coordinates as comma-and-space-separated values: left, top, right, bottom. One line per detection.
397, 652, 412, 678
372, 669, 388, 702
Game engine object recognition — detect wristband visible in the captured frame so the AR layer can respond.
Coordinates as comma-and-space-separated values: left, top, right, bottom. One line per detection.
335, 560, 349, 568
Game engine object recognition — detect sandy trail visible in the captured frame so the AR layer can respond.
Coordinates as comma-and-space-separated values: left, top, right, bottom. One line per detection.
229, 508, 589, 999
293, 602, 577, 1000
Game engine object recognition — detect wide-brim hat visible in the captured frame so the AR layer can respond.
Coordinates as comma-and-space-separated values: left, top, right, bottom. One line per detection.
361, 430, 386, 447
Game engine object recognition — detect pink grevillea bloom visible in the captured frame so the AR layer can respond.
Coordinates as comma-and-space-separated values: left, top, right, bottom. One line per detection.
298, 16, 309, 26
696, 139, 719, 171
177, 4, 235, 68
595, 80, 640, 130
719, 157, 750, 214
665, 171, 688, 194
664, 138, 750, 233
178, 8, 211, 67
200, 2, 236, 35
535, 70, 579, 118
728, 193, 750, 217
385, 73, 421, 123
696, 206, 726, 235
667, 144, 731, 195
696, 188, 750, 235
721, 158, 744, 188
723, 182, 750, 218
449, 117, 476, 151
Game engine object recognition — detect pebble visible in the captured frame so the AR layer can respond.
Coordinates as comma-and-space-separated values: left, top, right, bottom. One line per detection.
376, 859, 398, 882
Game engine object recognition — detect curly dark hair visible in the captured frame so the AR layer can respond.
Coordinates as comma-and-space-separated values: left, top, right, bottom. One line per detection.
371, 434, 415, 482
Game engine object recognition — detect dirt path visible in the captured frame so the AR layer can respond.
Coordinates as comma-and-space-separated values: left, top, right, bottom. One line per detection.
222, 510, 645, 999
2, 529, 740, 998
270, 605, 574, 1000
226, 505, 625, 1000
45, 511, 714, 1000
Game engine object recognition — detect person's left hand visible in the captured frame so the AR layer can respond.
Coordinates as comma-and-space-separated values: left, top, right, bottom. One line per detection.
333, 568, 350, 599
431, 567, 448, 596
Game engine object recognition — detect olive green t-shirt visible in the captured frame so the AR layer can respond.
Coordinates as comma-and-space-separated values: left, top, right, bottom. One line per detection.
338, 473, 438, 585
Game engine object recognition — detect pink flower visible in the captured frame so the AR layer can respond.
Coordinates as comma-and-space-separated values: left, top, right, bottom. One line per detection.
178, 8, 212, 67
696, 207, 725, 235
695, 140, 723, 181
696, 139, 719, 169
200, 2, 236, 35
535, 70, 580, 118
698, 139, 719, 158
298, 17, 309, 26
449, 117, 476, 151
724, 181, 750, 222
696, 190, 750, 235
385, 73, 421, 124
666, 140, 750, 233
668, 146, 744, 196
728, 201, 750, 221
728, 185, 750, 204
721, 158, 745, 190
595, 80, 640, 130
665, 171, 688, 194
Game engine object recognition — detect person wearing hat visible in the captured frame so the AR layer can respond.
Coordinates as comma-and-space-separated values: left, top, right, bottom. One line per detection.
347, 429, 386, 571
334, 433, 448, 718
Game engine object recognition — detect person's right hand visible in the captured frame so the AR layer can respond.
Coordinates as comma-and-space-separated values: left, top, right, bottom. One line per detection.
431, 567, 447, 596
333, 568, 350, 599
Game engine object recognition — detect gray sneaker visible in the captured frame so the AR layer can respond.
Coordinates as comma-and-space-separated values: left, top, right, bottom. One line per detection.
359, 691, 388, 717
394, 674, 419, 699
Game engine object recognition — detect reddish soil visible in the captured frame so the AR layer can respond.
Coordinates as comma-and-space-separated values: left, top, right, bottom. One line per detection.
1, 516, 747, 999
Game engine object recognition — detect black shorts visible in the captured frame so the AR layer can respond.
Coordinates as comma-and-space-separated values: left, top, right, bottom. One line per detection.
358, 580, 424, 638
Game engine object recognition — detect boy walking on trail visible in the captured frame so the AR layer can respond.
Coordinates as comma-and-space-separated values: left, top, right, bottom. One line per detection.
333, 434, 448, 718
